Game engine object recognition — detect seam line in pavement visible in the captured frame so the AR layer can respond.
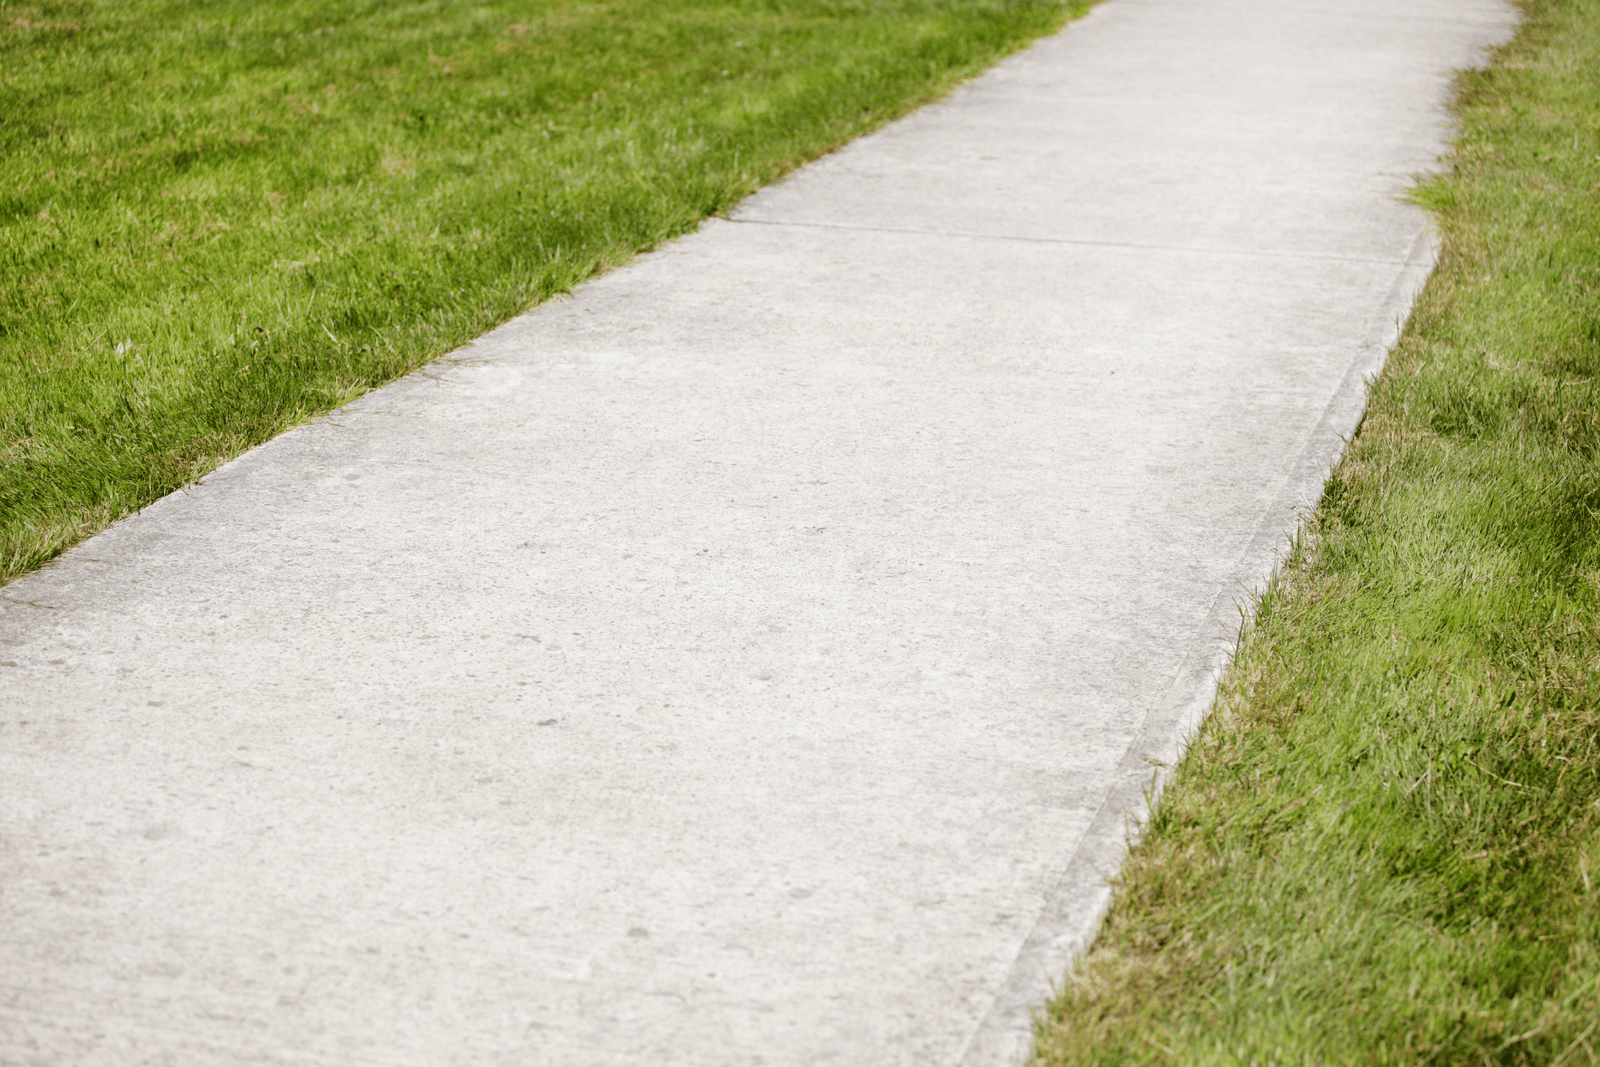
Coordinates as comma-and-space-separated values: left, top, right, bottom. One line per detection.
727, 215, 1413, 265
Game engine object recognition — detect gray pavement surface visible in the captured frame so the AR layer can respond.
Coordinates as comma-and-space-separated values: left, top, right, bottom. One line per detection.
1, 0, 1516, 1063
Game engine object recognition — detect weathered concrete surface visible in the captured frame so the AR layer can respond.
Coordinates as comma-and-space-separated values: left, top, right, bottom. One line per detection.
0, 0, 1516, 1063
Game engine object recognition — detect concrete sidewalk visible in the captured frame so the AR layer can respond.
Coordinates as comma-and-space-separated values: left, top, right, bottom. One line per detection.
0, 1, 1515, 1064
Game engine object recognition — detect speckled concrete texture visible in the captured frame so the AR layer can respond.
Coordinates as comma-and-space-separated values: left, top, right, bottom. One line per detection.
0, 0, 1517, 1064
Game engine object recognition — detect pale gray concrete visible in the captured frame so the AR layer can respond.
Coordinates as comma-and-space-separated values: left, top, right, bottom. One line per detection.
0, 0, 1515, 1063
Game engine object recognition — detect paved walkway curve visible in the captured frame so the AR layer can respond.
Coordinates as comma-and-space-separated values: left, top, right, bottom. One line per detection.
1, 1, 1516, 1064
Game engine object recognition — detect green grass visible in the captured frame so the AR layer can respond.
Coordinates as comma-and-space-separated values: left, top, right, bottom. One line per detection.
1032, 1, 1600, 1063
0, 0, 1083, 584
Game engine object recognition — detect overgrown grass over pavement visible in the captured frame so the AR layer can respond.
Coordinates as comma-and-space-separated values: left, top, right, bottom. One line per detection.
0, 0, 1082, 583
1033, 2, 1600, 1062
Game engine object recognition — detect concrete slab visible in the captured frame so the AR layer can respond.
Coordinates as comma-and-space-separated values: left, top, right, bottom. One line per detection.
0, 0, 1516, 1064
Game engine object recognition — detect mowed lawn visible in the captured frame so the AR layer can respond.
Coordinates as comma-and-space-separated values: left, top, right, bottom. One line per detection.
0, 0, 1081, 583
1033, 0, 1600, 1063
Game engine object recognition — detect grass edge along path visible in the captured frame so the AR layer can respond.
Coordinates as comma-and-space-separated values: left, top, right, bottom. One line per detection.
1030, 0, 1600, 1062
1, 0, 1091, 586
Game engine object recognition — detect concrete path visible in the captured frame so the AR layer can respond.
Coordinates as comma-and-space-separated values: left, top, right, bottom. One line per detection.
1, 1, 1515, 1064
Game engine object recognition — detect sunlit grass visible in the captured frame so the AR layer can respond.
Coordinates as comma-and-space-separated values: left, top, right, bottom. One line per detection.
0, 0, 1084, 583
